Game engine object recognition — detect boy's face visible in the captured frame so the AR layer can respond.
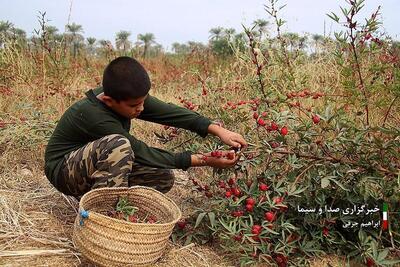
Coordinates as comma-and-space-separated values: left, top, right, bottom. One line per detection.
101, 94, 148, 119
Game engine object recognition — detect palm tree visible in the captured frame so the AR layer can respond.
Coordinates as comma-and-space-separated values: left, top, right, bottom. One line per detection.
86, 37, 96, 54
115, 30, 131, 52
0, 20, 13, 47
312, 34, 323, 54
253, 19, 269, 39
298, 36, 308, 50
209, 27, 223, 41
137, 33, 155, 58
66, 22, 84, 57
283, 32, 299, 52
224, 28, 236, 41
10, 28, 26, 42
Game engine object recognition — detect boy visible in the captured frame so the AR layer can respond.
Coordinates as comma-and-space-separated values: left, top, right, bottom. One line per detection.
44, 56, 247, 198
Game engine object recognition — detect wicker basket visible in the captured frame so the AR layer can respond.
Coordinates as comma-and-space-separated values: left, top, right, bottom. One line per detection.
72, 186, 182, 266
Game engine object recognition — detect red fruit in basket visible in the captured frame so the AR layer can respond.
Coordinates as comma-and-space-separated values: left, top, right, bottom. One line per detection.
228, 177, 235, 185
147, 215, 157, 224
225, 191, 232, 198
246, 197, 256, 206
107, 210, 116, 218
261, 111, 267, 117
253, 112, 259, 119
115, 211, 124, 220
218, 180, 226, 188
128, 215, 138, 223
259, 183, 269, 191
264, 211, 275, 222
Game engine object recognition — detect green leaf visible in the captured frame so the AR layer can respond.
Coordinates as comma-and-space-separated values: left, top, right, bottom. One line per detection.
327, 12, 340, 23
329, 177, 350, 191
208, 212, 216, 227
377, 248, 389, 261
195, 212, 206, 228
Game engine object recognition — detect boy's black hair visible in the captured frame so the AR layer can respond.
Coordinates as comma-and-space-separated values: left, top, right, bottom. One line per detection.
102, 56, 151, 101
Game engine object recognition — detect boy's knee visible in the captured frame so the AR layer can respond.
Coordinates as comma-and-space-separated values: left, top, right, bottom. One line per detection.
104, 134, 130, 148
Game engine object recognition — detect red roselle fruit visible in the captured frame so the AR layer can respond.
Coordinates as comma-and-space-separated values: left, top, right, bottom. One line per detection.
211, 150, 223, 158
259, 183, 269, 191
232, 210, 244, 217
323, 227, 329, 236
246, 204, 254, 212
257, 118, 266, 126
251, 225, 262, 235
246, 197, 256, 206
280, 126, 288, 136
226, 151, 235, 160
273, 196, 283, 204
218, 180, 226, 188
147, 215, 157, 224
225, 191, 232, 198
253, 112, 259, 119
228, 177, 235, 186
312, 114, 321, 124
128, 215, 138, 223
264, 211, 275, 222
271, 122, 279, 131
177, 219, 187, 230
232, 188, 241, 197
234, 234, 243, 241
366, 257, 375, 267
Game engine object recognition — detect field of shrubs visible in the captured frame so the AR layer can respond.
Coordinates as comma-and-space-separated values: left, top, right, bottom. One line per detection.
0, 0, 399, 266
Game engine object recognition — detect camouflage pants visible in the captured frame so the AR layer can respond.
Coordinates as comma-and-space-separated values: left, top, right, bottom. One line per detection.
59, 134, 175, 197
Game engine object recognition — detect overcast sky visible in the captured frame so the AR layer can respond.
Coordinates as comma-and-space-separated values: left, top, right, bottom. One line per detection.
1, 0, 399, 50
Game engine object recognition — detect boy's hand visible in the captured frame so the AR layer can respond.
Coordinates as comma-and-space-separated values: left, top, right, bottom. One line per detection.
191, 150, 239, 168
207, 123, 247, 150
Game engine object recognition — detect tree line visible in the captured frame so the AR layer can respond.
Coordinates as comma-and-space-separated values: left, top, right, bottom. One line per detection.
1, 17, 397, 58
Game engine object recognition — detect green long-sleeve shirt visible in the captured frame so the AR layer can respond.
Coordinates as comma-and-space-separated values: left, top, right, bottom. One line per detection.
44, 87, 212, 188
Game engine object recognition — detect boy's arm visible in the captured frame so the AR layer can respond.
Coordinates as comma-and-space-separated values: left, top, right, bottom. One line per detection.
136, 95, 212, 138
89, 120, 239, 170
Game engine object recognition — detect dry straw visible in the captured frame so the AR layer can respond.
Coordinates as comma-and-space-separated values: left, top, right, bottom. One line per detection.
72, 186, 182, 266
